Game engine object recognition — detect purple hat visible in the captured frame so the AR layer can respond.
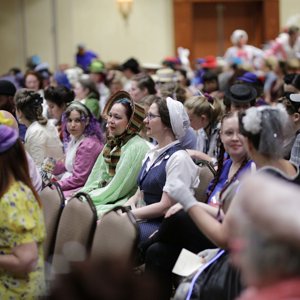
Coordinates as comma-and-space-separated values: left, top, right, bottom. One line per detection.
0, 125, 18, 153
237, 72, 258, 84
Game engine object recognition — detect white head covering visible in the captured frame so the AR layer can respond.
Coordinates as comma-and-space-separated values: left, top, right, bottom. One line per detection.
231, 29, 248, 45
166, 97, 190, 139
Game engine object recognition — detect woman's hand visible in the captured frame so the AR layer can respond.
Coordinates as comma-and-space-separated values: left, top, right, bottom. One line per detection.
0, 242, 39, 277
164, 203, 183, 218
197, 248, 220, 263
124, 188, 142, 207
168, 179, 198, 212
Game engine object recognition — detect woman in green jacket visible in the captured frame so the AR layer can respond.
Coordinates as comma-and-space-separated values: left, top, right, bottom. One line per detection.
79, 91, 150, 217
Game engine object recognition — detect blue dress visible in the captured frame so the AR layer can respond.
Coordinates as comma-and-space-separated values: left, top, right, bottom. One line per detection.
207, 158, 252, 207
137, 143, 182, 242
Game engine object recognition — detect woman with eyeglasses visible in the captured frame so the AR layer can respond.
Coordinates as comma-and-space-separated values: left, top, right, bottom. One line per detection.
79, 91, 149, 216
168, 105, 299, 300
140, 111, 251, 299
125, 97, 199, 244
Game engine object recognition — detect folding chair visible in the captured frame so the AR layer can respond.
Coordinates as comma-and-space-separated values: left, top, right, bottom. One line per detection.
90, 206, 139, 266
40, 182, 65, 262
51, 192, 97, 274
195, 160, 216, 202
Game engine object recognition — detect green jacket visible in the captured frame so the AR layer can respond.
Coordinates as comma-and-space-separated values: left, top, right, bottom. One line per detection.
79, 135, 150, 217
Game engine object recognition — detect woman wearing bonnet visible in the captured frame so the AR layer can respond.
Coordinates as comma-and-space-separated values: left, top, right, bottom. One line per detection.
79, 91, 149, 216
144, 112, 251, 299
125, 97, 199, 243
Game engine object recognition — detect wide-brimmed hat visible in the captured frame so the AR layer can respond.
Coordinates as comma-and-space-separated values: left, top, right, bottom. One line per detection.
154, 68, 178, 83
225, 84, 257, 104
103, 90, 145, 134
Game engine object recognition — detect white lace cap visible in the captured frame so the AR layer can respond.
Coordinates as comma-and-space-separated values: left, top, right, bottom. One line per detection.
166, 97, 190, 139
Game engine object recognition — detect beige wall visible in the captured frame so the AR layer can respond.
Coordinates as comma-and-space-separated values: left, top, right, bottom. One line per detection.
0, 0, 174, 72
0, 0, 26, 71
280, 0, 300, 28
1, 0, 300, 73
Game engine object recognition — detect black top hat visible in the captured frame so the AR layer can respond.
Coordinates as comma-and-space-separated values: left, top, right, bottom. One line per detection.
225, 84, 257, 104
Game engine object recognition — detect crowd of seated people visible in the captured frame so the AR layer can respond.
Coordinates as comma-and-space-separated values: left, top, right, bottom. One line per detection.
2, 25, 300, 299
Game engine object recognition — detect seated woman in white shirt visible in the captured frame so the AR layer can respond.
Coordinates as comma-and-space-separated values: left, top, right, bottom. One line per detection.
15, 89, 64, 167
125, 97, 200, 242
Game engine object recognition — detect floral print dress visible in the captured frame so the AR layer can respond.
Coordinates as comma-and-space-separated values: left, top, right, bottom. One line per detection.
0, 181, 45, 299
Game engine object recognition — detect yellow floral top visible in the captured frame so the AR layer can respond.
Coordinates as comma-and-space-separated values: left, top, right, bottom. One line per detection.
0, 181, 46, 300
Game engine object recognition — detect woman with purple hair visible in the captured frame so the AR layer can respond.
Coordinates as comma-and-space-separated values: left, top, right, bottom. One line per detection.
53, 101, 104, 198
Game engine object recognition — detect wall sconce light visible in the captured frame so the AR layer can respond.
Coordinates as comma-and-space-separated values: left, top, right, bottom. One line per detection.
117, 0, 133, 20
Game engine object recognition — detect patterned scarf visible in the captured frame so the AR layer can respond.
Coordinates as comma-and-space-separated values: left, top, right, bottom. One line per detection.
102, 91, 145, 176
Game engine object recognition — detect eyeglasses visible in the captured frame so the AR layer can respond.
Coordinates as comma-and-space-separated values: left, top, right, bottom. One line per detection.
145, 113, 161, 120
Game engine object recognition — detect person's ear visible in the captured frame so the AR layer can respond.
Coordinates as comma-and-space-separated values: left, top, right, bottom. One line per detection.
293, 112, 300, 123
141, 88, 148, 97
200, 114, 208, 122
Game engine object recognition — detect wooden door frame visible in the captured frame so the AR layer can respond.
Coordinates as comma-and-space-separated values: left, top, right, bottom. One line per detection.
173, 0, 279, 60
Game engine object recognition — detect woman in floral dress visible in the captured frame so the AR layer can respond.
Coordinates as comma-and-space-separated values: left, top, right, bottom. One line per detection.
0, 124, 45, 299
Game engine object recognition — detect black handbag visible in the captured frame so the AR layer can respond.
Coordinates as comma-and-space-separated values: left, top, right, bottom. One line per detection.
174, 250, 244, 300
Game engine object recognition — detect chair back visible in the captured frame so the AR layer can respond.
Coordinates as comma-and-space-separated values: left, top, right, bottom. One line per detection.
51, 192, 97, 273
195, 161, 216, 202
90, 206, 139, 265
40, 182, 65, 261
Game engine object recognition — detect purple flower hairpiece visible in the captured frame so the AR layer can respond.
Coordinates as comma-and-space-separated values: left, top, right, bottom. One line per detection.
204, 92, 214, 104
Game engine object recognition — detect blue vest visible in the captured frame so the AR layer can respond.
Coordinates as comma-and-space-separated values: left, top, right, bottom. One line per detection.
137, 144, 182, 205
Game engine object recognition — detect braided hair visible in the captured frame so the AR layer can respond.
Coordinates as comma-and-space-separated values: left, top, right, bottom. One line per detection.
15, 89, 47, 125
206, 112, 249, 202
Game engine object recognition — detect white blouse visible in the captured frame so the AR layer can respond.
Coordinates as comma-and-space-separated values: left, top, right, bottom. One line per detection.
25, 121, 64, 167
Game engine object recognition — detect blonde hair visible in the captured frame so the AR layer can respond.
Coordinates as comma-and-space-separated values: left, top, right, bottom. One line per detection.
184, 95, 223, 124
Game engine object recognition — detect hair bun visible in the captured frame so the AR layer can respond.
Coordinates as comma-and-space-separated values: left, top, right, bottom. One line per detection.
32, 93, 43, 106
